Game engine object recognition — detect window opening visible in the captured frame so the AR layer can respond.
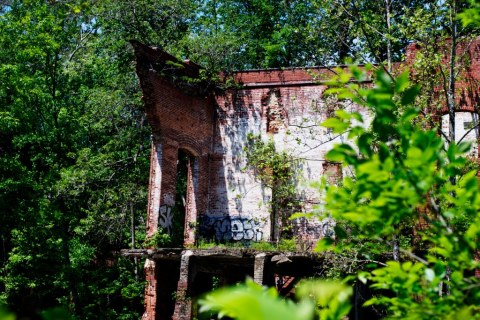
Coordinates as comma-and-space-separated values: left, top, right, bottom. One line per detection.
170, 150, 189, 246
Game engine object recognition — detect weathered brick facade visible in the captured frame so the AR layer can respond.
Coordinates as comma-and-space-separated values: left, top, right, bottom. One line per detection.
130, 37, 480, 319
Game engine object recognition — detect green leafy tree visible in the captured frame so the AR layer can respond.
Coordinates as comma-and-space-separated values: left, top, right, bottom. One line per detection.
177, 0, 326, 70
0, 0, 195, 317
321, 67, 480, 318
459, 0, 480, 25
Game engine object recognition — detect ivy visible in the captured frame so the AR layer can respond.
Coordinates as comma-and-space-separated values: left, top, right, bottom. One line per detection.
243, 134, 301, 240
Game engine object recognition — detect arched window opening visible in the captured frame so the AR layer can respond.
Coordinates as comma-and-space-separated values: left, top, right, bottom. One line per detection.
170, 150, 190, 246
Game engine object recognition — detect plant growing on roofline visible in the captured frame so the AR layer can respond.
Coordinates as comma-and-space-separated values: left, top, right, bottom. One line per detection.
199, 66, 480, 319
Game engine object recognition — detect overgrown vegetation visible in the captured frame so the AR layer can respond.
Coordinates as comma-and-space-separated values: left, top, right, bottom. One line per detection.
199, 278, 352, 320
243, 134, 301, 242
1, 0, 480, 318
194, 239, 297, 252
0, 1, 151, 318
143, 230, 172, 248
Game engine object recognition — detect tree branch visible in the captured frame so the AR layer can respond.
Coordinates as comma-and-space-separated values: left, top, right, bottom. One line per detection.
400, 248, 429, 265
457, 121, 479, 144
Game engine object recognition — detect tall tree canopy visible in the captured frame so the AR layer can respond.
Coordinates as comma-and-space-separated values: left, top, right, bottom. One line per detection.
171, 0, 476, 71
0, 1, 183, 318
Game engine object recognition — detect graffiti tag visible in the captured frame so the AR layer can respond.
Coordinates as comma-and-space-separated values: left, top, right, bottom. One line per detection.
159, 205, 173, 234
200, 216, 264, 242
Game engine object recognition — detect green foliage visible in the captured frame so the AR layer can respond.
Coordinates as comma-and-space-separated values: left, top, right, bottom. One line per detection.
247, 241, 276, 251
199, 278, 353, 320
459, 0, 480, 26
0, 305, 76, 320
0, 1, 153, 318
0, 305, 15, 320
40, 307, 74, 320
276, 238, 298, 251
243, 134, 301, 240
143, 230, 172, 248
296, 280, 353, 320
178, 0, 323, 69
244, 134, 295, 190
199, 279, 314, 320
177, 0, 439, 70
318, 67, 480, 318
194, 239, 296, 252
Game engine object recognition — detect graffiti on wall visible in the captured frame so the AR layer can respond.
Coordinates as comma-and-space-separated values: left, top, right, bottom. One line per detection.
293, 217, 336, 250
296, 216, 336, 238
159, 205, 173, 234
320, 217, 336, 238
159, 194, 175, 234
200, 215, 265, 242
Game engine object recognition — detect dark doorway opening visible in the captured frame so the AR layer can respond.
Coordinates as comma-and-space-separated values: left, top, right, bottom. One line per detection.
170, 150, 190, 247
156, 259, 181, 320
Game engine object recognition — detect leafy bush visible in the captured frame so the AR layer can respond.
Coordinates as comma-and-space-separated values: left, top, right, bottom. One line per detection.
143, 229, 172, 248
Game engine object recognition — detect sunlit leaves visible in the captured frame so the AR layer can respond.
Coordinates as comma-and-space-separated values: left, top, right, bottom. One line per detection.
296, 280, 352, 320
0, 305, 15, 320
199, 278, 355, 320
199, 279, 314, 320
458, 0, 480, 27
317, 67, 480, 318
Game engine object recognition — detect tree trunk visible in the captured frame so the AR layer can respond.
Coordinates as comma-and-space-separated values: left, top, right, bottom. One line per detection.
385, 0, 392, 72
131, 202, 138, 281
61, 229, 82, 316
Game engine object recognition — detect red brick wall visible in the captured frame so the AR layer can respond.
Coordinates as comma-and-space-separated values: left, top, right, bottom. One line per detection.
152, 76, 214, 243
405, 36, 480, 113
136, 36, 480, 250
133, 36, 480, 320
210, 84, 370, 245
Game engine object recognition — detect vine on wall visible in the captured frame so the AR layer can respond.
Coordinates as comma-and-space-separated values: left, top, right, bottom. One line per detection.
243, 133, 302, 242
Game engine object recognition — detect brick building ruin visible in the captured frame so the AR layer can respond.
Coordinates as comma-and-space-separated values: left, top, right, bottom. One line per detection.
125, 38, 480, 319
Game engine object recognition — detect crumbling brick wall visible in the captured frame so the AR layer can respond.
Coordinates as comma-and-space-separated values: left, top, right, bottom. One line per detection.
134, 37, 480, 250
132, 42, 215, 247
132, 36, 480, 320
132, 41, 368, 248
210, 70, 370, 247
